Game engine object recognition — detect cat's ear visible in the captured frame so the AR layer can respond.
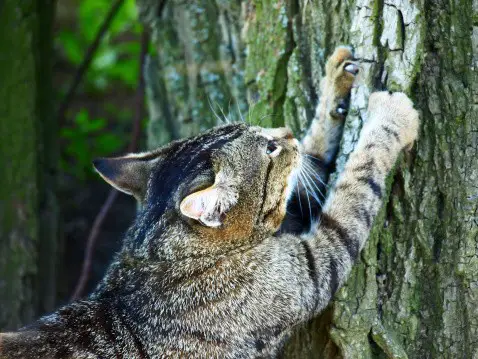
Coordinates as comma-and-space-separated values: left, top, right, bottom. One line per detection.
93, 154, 159, 201
180, 173, 238, 228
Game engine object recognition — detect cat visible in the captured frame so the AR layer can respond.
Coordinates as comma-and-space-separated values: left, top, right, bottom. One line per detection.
0, 47, 419, 358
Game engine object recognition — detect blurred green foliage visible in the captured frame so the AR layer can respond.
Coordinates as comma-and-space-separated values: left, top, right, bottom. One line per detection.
57, 0, 142, 180
58, 0, 141, 89
61, 110, 124, 180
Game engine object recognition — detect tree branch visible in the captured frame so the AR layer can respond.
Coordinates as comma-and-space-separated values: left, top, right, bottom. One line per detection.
70, 189, 118, 301
70, 30, 151, 302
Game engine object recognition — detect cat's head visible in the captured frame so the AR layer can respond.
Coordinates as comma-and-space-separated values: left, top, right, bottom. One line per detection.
94, 124, 301, 241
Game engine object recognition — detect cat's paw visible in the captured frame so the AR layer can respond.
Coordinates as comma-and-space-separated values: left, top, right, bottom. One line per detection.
367, 91, 419, 148
324, 46, 359, 120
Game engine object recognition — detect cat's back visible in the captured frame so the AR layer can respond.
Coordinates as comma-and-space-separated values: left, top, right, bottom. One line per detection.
0, 236, 308, 359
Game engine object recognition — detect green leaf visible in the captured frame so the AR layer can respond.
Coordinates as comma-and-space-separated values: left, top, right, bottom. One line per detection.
93, 48, 118, 70
86, 118, 107, 132
95, 133, 123, 153
58, 31, 84, 65
106, 60, 138, 87
60, 128, 77, 139
74, 109, 89, 124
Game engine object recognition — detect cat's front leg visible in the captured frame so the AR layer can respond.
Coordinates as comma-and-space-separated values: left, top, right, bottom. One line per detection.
299, 91, 419, 312
302, 46, 359, 165
281, 47, 359, 234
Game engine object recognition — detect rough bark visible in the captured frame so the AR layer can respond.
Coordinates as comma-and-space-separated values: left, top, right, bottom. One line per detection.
138, 0, 478, 357
0, 0, 58, 330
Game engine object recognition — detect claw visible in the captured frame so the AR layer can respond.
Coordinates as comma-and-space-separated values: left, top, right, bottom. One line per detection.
344, 63, 359, 75
336, 107, 347, 115
335, 98, 350, 117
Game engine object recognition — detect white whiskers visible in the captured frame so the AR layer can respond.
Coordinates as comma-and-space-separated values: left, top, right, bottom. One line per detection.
295, 156, 327, 217
207, 96, 227, 125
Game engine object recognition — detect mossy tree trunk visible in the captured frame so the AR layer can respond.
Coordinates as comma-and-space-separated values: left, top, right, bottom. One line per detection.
138, 0, 478, 357
0, 0, 58, 330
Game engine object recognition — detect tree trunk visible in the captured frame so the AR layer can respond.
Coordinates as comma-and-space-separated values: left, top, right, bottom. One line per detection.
0, 0, 58, 330
138, 0, 478, 357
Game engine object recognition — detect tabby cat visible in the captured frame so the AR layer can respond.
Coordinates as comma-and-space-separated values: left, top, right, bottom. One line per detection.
0, 47, 419, 358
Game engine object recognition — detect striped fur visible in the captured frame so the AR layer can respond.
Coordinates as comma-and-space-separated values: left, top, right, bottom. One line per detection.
0, 48, 419, 359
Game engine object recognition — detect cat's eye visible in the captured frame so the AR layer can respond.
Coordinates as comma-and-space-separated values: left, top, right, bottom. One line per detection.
266, 141, 282, 157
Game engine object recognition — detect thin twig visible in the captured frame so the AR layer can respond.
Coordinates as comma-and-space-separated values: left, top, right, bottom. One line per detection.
57, 0, 126, 125
70, 30, 151, 302
70, 189, 118, 301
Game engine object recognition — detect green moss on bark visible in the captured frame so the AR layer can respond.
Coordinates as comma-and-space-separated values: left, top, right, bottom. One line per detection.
244, 0, 295, 127
0, 0, 39, 329
0, 0, 57, 330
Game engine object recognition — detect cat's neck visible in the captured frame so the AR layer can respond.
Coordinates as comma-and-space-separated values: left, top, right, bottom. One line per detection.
92, 216, 269, 300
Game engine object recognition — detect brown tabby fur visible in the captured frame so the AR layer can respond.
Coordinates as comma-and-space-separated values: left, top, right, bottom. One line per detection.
0, 47, 419, 358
